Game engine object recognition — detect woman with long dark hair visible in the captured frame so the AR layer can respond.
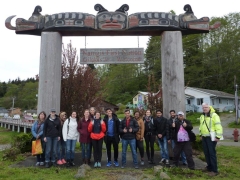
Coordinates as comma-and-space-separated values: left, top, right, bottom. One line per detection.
62, 111, 79, 167
88, 111, 106, 168
143, 109, 157, 164
31, 111, 46, 166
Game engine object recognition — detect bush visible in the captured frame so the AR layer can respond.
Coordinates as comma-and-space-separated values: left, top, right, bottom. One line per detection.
186, 112, 202, 126
12, 133, 32, 153
2, 147, 21, 161
191, 135, 203, 152
2, 133, 32, 161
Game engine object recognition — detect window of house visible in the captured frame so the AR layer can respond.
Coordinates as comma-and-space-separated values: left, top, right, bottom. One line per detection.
219, 99, 222, 104
134, 97, 137, 101
197, 98, 203, 105
187, 99, 191, 104
211, 99, 215, 105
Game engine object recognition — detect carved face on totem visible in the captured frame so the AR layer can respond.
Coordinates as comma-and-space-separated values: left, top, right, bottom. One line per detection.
96, 12, 127, 30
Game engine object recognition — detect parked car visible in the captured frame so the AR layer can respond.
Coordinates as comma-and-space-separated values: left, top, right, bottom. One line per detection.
13, 114, 20, 120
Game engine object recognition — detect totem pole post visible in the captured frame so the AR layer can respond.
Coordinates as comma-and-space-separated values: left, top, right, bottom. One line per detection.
37, 32, 62, 114
161, 31, 186, 117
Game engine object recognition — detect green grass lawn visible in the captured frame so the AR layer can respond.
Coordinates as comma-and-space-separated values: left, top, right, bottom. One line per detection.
1, 127, 240, 179
1, 145, 240, 180
228, 121, 240, 128
0, 127, 19, 144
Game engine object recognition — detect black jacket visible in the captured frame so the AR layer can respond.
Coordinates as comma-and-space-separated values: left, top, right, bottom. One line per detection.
155, 116, 169, 139
43, 115, 61, 138
103, 114, 120, 142
119, 116, 139, 140
168, 116, 177, 140
172, 118, 193, 142
143, 116, 157, 136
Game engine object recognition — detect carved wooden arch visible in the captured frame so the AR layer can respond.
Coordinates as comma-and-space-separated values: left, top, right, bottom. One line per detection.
5, 4, 220, 36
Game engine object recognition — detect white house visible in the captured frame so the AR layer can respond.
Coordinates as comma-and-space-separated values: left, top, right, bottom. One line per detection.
185, 87, 238, 112
132, 90, 162, 109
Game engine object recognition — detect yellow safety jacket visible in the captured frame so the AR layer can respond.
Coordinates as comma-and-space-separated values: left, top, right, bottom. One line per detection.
199, 106, 223, 139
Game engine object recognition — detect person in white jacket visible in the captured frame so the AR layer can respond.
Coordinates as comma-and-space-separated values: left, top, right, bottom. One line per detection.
62, 111, 79, 167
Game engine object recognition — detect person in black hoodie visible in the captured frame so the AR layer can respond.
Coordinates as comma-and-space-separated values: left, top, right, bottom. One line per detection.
171, 111, 195, 170
119, 109, 139, 168
143, 109, 157, 164
43, 108, 61, 168
103, 108, 120, 167
155, 110, 170, 165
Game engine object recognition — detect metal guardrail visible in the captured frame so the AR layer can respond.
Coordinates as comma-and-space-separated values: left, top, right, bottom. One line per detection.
0, 118, 35, 128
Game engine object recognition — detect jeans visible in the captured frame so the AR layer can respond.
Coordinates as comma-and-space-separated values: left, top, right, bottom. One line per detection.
122, 139, 138, 166
92, 138, 103, 162
171, 140, 187, 163
105, 136, 119, 162
36, 139, 45, 162
202, 136, 218, 173
158, 136, 169, 160
45, 137, 58, 163
66, 139, 77, 160
81, 143, 90, 160
173, 141, 195, 169
136, 139, 144, 159
57, 138, 66, 160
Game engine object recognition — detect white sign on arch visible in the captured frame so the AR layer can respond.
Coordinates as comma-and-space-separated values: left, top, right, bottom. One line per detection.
80, 48, 144, 64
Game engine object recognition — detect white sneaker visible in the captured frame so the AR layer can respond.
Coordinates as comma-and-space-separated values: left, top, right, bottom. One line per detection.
165, 159, 169, 165
159, 158, 165, 164
40, 162, 44, 166
35, 162, 40, 166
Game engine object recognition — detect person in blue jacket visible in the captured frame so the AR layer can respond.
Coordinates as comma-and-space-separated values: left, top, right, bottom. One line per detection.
31, 111, 46, 166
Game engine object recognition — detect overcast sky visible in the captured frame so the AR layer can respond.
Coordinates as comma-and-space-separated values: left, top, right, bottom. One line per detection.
1, 0, 239, 82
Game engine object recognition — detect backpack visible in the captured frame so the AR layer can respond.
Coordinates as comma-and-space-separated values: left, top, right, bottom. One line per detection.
189, 130, 196, 142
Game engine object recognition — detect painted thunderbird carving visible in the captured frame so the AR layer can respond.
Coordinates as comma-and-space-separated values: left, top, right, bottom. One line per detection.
5, 4, 219, 36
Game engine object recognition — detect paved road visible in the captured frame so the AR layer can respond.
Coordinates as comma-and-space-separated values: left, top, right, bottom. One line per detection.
11, 151, 206, 170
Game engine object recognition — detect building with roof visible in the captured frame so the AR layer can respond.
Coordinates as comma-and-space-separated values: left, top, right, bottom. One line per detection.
132, 88, 238, 112
132, 90, 162, 109
185, 87, 238, 112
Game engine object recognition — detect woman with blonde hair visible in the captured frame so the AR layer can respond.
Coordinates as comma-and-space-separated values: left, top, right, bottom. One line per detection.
78, 109, 91, 164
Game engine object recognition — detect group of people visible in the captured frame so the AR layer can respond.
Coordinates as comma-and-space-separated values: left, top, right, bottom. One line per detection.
31, 103, 223, 176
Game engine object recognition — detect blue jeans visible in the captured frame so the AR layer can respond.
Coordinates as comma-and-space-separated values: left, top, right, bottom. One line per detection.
57, 138, 66, 160
202, 137, 218, 173
81, 143, 90, 160
66, 139, 77, 160
45, 137, 58, 163
158, 136, 169, 160
122, 139, 138, 166
172, 140, 187, 163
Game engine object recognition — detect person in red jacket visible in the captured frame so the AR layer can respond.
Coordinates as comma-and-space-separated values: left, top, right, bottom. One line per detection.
77, 109, 91, 164
88, 111, 106, 168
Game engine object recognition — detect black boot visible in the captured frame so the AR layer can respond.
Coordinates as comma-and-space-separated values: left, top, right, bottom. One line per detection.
45, 162, 50, 168
66, 160, 71, 167
70, 159, 75, 166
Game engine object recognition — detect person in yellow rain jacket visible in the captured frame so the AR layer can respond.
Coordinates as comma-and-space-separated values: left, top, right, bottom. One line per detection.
199, 103, 223, 177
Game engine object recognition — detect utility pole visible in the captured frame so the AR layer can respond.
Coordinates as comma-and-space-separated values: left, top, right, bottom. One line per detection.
235, 84, 239, 124
12, 96, 16, 116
